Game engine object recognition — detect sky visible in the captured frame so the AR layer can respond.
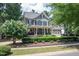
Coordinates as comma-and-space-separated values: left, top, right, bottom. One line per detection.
21, 3, 51, 13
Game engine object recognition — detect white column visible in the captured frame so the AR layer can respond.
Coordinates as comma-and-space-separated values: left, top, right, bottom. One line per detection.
47, 21, 48, 26
29, 20, 31, 25
42, 20, 43, 26
44, 28, 45, 35
47, 28, 48, 34
36, 28, 37, 36
34, 20, 35, 26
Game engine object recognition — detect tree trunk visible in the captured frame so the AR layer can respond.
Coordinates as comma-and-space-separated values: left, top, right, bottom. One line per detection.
13, 37, 16, 44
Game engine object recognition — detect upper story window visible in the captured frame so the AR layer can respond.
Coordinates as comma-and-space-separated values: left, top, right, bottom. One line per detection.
26, 19, 33, 25
31, 20, 35, 25
35, 20, 37, 25
26, 19, 29, 24
43, 21, 47, 26
37, 20, 42, 25
26, 19, 48, 26
35, 20, 42, 25
28, 20, 31, 25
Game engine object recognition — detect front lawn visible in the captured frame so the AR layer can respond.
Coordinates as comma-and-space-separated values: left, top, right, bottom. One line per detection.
11, 46, 76, 55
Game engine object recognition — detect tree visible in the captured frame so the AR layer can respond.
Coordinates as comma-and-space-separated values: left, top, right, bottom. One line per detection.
0, 3, 22, 26
0, 20, 28, 44
49, 3, 79, 35
5, 3, 22, 20
0, 3, 7, 25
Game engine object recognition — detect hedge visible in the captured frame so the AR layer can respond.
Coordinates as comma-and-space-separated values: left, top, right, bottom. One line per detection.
22, 36, 79, 43
0, 46, 12, 56
60, 36, 78, 42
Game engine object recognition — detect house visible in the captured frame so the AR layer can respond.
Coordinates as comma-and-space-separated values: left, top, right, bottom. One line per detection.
51, 24, 64, 36
23, 10, 64, 36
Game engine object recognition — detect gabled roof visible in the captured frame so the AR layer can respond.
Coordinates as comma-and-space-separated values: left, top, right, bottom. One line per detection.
23, 11, 49, 20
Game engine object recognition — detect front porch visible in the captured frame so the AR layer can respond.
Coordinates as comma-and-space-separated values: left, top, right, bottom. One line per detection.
28, 27, 51, 35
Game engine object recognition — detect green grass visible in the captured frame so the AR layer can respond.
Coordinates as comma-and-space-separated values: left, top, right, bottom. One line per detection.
11, 46, 75, 56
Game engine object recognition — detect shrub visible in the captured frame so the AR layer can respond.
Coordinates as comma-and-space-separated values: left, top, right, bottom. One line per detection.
22, 37, 32, 43
22, 36, 79, 43
60, 36, 78, 42
22, 36, 61, 43
0, 46, 12, 56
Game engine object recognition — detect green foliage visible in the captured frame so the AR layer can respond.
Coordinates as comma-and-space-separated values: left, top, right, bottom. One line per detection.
0, 3, 6, 25
22, 36, 78, 43
49, 3, 79, 35
22, 36, 61, 43
60, 36, 78, 42
6, 3, 22, 20
0, 20, 28, 39
50, 3, 79, 25
0, 3, 22, 26
73, 26, 79, 35
0, 46, 12, 56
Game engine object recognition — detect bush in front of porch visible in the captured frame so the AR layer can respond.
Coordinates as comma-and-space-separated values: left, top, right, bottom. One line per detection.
22, 36, 78, 44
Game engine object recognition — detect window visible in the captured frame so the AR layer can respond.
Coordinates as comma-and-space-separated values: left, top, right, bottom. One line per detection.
31, 20, 35, 25
26, 19, 29, 24
35, 20, 42, 25
53, 30, 61, 34
28, 20, 32, 25
35, 20, 37, 25
38, 20, 42, 25
35, 20, 38, 25
43, 21, 47, 26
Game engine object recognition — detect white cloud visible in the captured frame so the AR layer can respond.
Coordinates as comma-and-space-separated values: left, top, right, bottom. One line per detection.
31, 3, 45, 12
21, 3, 51, 13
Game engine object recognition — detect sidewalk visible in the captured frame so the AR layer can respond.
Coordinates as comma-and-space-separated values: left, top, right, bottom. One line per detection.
0, 40, 21, 46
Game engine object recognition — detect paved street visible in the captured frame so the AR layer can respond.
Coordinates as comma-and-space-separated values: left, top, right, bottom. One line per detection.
53, 51, 79, 56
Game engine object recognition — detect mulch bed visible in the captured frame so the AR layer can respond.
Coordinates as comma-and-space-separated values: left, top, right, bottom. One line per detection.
8, 41, 79, 48
8, 42, 65, 48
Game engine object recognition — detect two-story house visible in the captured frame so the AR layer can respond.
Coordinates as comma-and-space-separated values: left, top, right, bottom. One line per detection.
23, 11, 64, 36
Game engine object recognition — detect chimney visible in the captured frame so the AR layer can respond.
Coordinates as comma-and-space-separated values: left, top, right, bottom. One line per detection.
32, 9, 35, 13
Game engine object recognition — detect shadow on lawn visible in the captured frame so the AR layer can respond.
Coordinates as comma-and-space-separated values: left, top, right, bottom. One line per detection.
65, 45, 79, 50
